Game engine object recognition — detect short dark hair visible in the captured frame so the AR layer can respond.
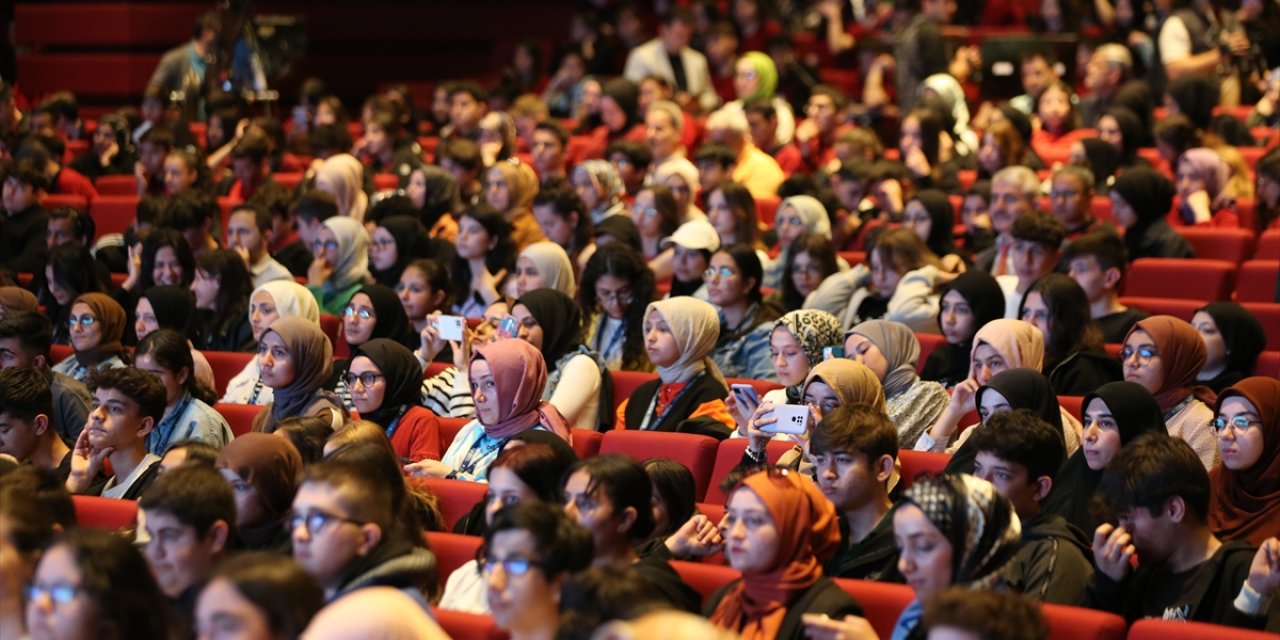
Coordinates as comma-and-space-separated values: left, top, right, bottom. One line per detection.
139, 126, 175, 151
139, 463, 236, 538
742, 97, 776, 120
292, 190, 340, 223
231, 133, 272, 163
923, 587, 1048, 640
1062, 229, 1128, 274
231, 203, 273, 232
308, 123, 353, 156
966, 409, 1066, 486
664, 6, 696, 25
3, 159, 48, 191
605, 140, 652, 171
211, 553, 325, 638
1010, 210, 1066, 247
1094, 431, 1210, 523
136, 195, 171, 228
693, 143, 736, 170
37, 91, 80, 123
301, 459, 395, 532
810, 403, 899, 462
484, 501, 593, 577
558, 564, 674, 638
0, 366, 53, 423
532, 178, 592, 250
566, 455, 655, 543
0, 465, 76, 532
448, 81, 487, 104
0, 310, 53, 360
534, 120, 569, 146
273, 416, 332, 465
193, 11, 221, 38
86, 367, 167, 424
47, 207, 95, 243
833, 159, 873, 185
56, 529, 173, 638
168, 191, 219, 232
440, 138, 483, 172
810, 84, 848, 110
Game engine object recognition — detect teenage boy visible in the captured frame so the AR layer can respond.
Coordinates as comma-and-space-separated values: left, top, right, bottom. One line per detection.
138, 463, 235, 634
0, 367, 72, 476
444, 82, 488, 142
1063, 230, 1148, 343
2, 159, 50, 275
291, 459, 434, 605
438, 138, 485, 206
65, 367, 167, 500
169, 191, 221, 258
810, 404, 901, 581
1088, 431, 1280, 629
997, 210, 1066, 319
531, 121, 570, 182
292, 190, 339, 255
223, 133, 279, 201
226, 204, 293, 287
968, 410, 1094, 605
0, 311, 92, 443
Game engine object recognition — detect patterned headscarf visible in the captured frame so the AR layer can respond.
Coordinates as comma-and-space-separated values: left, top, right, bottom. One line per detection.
773, 309, 842, 367
900, 474, 1022, 590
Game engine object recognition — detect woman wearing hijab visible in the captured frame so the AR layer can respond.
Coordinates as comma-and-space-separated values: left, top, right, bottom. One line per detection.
222, 281, 321, 405
313, 153, 369, 221
1121, 315, 1219, 470
331, 283, 419, 410
1110, 167, 1194, 261
920, 271, 1005, 389
725, 51, 796, 145
306, 216, 372, 315
901, 189, 968, 272
573, 160, 628, 224
507, 288, 606, 431
707, 469, 861, 640
845, 320, 950, 448
405, 339, 571, 482
1097, 107, 1150, 170
1043, 381, 1167, 533
52, 293, 129, 383
944, 368, 1071, 474
406, 165, 461, 233
1210, 377, 1280, 546
250, 316, 346, 433
369, 215, 431, 287
764, 195, 836, 290
918, 319, 1081, 456
347, 339, 442, 463
1176, 148, 1241, 228
729, 308, 841, 439
616, 297, 735, 439
136, 285, 215, 392
485, 158, 545, 251
1071, 138, 1120, 192
512, 241, 577, 299
0, 286, 37, 316
920, 73, 979, 158
215, 432, 303, 552
1193, 302, 1268, 394
597, 77, 644, 143
654, 158, 705, 224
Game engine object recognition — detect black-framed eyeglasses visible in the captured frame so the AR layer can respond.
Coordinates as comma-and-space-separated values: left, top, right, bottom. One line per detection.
1120, 345, 1158, 366
287, 510, 365, 536
1212, 416, 1263, 434
311, 240, 339, 252
24, 582, 82, 605
345, 371, 385, 388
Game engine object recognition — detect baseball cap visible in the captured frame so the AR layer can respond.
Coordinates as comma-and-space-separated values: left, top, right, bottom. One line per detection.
660, 219, 721, 252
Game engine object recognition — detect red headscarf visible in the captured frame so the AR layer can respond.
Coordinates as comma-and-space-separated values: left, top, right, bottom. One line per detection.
1209, 377, 1280, 546
469, 339, 571, 442
708, 470, 841, 640
1127, 316, 1216, 414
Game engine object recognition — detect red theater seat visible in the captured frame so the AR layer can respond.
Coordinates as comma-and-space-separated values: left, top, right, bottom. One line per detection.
1124, 259, 1235, 301
1241, 303, 1280, 351
72, 495, 138, 531
1127, 619, 1275, 640
755, 195, 780, 226
1256, 351, 1280, 377
1118, 297, 1205, 322
1041, 604, 1125, 640
568, 428, 603, 459
418, 478, 486, 531
609, 370, 658, 411
425, 532, 482, 590
598, 430, 719, 501
1235, 260, 1279, 302
51, 344, 73, 365
834, 578, 915, 640
89, 195, 140, 239
1058, 396, 1084, 423
915, 333, 948, 374
1256, 229, 1280, 260
1176, 227, 1257, 264
432, 608, 508, 640
898, 450, 950, 488
373, 174, 399, 191
319, 314, 341, 347
214, 403, 261, 437
704, 438, 800, 505
670, 560, 740, 606
203, 351, 254, 398
94, 175, 139, 195
438, 417, 471, 452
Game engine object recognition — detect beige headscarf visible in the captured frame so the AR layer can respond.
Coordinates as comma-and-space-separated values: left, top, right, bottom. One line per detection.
802, 359, 886, 412
969, 319, 1045, 377
646, 297, 722, 384
315, 154, 369, 221
301, 587, 448, 640
518, 241, 577, 297
487, 159, 539, 218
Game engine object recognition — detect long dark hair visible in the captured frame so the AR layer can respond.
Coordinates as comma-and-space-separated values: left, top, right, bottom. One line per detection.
136, 328, 217, 405
452, 204, 516, 306
566, 454, 656, 544
196, 248, 253, 340
642, 458, 696, 539
706, 181, 760, 248
1021, 274, 1103, 371
43, 242, 108, 341
54, 529, 174, 639
139, 227, 196, 289
577, 243, 656, 371
718, 243, 765, 305
779, 232, 839, 312
402, 258, 453, 316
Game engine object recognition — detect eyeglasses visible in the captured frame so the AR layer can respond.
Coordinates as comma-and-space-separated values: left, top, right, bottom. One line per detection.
68, 315, 97, 328
735, 70, 758, 80
595, 288, 634, 305
1120, 345, 1158, 366
287, 510, 365, 536
633, 207, 659, 218
703, 266, 736, 281
345, 371, 385, 388
1049, 189, 1081, 200
478, 556, 544, 577
311, 240, 339, 252
24, 582, 82, 605
1212, 416, 1263, 434
343, 306, 373, 320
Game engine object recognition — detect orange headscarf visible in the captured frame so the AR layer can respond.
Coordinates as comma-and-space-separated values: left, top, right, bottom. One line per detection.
708, 469, 841, 640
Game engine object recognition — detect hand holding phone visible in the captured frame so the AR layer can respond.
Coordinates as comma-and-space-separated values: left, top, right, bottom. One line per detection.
435, 315, 466, 342
761, 403, 811, 435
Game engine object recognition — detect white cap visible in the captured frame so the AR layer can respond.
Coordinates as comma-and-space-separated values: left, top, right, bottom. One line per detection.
660, 219, 721, 252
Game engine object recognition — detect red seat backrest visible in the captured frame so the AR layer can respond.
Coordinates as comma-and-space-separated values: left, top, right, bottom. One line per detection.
50, 344, 74, 366
203, 350, 255, 398
898, 450, 951, 489
1176, 227, 1257, 264
1241, 303, 1280, 351
833, 578, 915, 640
88, 195, 140, 239
1256, 229, 1280, 260
704, 438, 799, 505
568, 429, 603, 459
424, 361, 452, 379
1124, 259, 1235, 301
1127, 619, 1275, 640
318, 314, 341, 348
214, 403, 262, 438
273, 173, 304, 191
1256, 351, 1280, 377
609, 370, 658, 412
94, 175, 138, 195
373, 174, 398, 191
438, 417, 471, 452
1058, 396, 1084, 423
41, 194, 89, 211
431, 608, 509, 640
72, 495, 138, 531
915, 333, 948, 374
1041, 603, 1125, 640
425, 532, 482, 591
755, 194, 780, 226
417, 477, 487, 531
1235, 260, 1279, 303
598, 430, 719, 501
1117, 296, 1206, 322
669, 560, 740, 607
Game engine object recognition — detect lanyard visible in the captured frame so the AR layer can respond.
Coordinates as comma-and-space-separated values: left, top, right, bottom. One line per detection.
457, 432, 506, 475
384, 406, 407, 439
596, 318, 627, 361
247, 377, 265, 404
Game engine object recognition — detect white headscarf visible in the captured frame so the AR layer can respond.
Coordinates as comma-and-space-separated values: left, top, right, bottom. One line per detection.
321, 216, 371, 290
646, 297, 722, 384
921, 74, 979, 156
315, 154, 369, 221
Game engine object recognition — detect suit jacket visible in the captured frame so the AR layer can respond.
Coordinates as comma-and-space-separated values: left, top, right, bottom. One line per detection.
623, 39, 720, 112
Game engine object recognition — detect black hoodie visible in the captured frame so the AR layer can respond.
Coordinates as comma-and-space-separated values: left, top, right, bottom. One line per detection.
1005, 511, 1094, 605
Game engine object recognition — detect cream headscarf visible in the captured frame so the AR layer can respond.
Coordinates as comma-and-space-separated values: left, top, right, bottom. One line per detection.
969, 319, 1045, 377
315, 154, 369, 221
646, 297, 722, 384
518, 241, 577, 298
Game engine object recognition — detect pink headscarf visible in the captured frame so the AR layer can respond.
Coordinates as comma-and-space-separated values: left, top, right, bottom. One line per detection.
969, 319, 1045, 377
469, 339, 571, 442
1179, 148, 1234, 210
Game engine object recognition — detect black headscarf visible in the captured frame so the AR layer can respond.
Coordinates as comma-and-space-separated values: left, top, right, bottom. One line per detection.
1042, 381, 1163, 533
1112, 167, 1176, 258
417, 165, 461, 229
142, 285, 198, 334
602, 78, 640, 133
372, 215, 431, 286
1079, 139, 1120, 189
514, 288, 584, 369
354, 284, 418, 350
351, 338, 423, 430
1166, 76, 1218, 130
947, 368, 1062, 474
925, 271, 1006, 387
912, 189, 961, 259
594, 214, 643, 254
1196, 302, 1268, 393
1103, 107, 1145, 164
999, 105, 1033, 145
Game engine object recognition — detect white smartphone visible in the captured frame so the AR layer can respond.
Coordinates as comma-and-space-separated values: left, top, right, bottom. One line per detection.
435, 315, 465, 342
730, 383, 761, 407
761, 404, 810, 435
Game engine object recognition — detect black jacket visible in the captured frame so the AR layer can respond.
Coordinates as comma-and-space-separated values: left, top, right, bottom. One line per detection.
825, 513, 902, 582
1048, 349, 1123, 397
705, 576, 864, 640
623, 372, 733, 440
1005, 512, 1094, 605
1, 204, 48, 276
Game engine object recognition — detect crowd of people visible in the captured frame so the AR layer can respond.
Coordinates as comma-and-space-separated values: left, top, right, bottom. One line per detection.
1, 0, 1279, 638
